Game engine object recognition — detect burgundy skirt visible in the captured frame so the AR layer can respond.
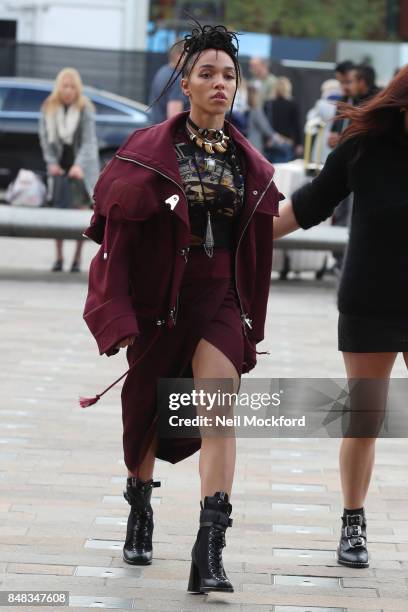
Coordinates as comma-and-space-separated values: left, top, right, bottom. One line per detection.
121, 247, 244, 474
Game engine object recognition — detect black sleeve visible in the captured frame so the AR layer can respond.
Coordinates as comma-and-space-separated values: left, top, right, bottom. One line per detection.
291, 101, 302, 146
291, 137, 357, 229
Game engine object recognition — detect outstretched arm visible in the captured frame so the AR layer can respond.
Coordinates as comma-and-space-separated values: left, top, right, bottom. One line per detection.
273, 199, 300, 238
273, 135, 356, 238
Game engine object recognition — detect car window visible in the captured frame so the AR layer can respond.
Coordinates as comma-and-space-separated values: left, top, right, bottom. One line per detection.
3, 87, 49, 112
0, 87, 9, 111
92, 99, 146, 122
92, 100, 132, 116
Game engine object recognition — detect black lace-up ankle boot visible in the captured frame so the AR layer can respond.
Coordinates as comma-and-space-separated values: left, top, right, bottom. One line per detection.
187, 491, 234, 593
122, 477, 161, 565
336, 508, 369, 568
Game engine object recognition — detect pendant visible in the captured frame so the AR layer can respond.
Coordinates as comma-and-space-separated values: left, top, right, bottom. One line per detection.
205, 157, 216, 173
204, 210, 214, 258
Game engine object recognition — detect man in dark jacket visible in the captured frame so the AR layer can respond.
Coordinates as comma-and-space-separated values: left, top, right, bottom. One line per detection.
348, 64, 381, 105
148, 41, 188, 124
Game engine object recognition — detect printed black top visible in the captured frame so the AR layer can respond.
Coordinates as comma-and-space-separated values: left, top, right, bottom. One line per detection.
174, 129, 244, 249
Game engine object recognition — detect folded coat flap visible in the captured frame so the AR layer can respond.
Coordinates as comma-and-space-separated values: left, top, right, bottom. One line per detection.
84, 173, 160, 243
255, 180, 286, 216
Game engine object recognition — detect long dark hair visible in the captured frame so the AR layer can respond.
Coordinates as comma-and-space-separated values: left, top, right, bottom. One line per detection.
338, 65, 408, 144
150, 17, 241, 121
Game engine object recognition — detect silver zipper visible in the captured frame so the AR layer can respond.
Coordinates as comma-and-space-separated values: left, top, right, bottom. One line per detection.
234, 175, 275, 336
116, 154, 186, 329
115, 154, 188, 203
168, 292, 180, 326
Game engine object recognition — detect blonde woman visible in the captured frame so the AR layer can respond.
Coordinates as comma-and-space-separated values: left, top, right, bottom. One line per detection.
39, 67, 100, 272
264, 76, 303, 162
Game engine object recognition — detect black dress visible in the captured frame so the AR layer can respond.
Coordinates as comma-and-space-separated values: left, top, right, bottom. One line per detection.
291, 112, 408, 353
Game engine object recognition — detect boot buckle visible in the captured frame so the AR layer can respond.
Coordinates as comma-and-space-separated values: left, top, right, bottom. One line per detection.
345, 524, 362, 537
345, 513, 363, 527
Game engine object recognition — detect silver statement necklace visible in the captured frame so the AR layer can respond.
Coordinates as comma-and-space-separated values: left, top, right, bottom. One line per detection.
186, 118, 230, 258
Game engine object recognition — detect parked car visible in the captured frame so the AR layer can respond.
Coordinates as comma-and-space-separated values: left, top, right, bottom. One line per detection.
0, 77, 150, 188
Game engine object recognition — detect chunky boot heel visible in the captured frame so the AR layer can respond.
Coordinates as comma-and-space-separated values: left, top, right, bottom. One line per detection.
187, 560, 201, 593
187, 491, 234, 594
336, 508, 369, 568
122, 477, 161, 565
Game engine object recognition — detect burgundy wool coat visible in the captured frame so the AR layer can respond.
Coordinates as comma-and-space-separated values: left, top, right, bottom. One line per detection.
83, 111, 285, 379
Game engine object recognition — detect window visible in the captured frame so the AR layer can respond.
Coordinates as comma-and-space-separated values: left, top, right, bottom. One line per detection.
0, 87, 9, 111
92, 100, 131, 116
3, 87, 49, 112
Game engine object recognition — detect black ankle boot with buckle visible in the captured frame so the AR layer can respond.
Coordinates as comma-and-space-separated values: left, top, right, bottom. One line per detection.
188, 491, 234, 594
122, 477, 161, 565
336, 507, 369, 568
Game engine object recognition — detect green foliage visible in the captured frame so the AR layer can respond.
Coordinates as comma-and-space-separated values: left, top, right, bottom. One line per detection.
225, 0, 389, 40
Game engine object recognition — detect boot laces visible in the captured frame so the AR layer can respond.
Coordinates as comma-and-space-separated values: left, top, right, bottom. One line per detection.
131, 506, 152, 550
208, 526, 227, 580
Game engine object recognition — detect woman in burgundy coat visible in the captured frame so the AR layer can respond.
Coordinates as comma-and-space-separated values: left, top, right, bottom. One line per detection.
81, 23, 283, 593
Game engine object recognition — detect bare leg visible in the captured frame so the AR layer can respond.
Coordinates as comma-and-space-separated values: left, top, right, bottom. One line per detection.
192, 339, 240, 502
127, 431, 157, 480
340, 351, 397, 508
56, 239, 63, 261
72, 239, 84, 265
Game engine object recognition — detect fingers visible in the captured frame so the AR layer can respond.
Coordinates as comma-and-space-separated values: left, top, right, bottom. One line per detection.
116, 336, 135, 349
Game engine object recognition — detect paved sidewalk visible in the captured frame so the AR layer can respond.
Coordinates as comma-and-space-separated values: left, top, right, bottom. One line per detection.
0, 238, 407, 611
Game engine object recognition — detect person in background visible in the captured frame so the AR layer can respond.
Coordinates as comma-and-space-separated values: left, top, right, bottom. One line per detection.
246, 83, 287, 156
347, 64, 381, 105
306, 79, 342, 164
148, 40, 187, 123
229, 74, 249, 135
39, 67, 100, 273
249, 56, 277, 107
264, 76, 303, 162
328, 60, 354, 150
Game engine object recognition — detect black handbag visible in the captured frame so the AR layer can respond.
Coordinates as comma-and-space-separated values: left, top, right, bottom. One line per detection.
49, 174, 91, 209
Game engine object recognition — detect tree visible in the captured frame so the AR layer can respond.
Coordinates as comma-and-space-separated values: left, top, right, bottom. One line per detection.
225, 0, 389, 40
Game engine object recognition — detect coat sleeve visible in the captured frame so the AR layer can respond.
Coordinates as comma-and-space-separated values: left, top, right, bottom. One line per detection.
253, 108, 275, 140
83, 214, 140, 357
291, 136, 357, 229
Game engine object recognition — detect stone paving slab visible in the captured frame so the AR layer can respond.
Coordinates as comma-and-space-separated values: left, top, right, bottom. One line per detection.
0, 237, 407, 610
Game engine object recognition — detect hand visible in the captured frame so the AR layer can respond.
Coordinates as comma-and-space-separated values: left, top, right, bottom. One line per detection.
295, 144, 304, 157
328, 132, 340, 148
115, 335, 136, 349
48, 163, 64, 176
272, 133, 286, 146
68, 164, 84, 180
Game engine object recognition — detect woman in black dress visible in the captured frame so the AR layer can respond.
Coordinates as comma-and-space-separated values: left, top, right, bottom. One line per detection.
273, 65, 408, 569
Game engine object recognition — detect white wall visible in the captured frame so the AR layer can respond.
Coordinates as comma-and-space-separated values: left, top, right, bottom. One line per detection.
0, 0, 149, 50
337, 40, 403, 86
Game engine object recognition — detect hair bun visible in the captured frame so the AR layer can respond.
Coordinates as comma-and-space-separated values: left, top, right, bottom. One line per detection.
182, 19, 239, 59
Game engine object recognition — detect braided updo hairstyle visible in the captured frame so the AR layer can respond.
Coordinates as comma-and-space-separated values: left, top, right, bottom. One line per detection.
151, 17, 241, 121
